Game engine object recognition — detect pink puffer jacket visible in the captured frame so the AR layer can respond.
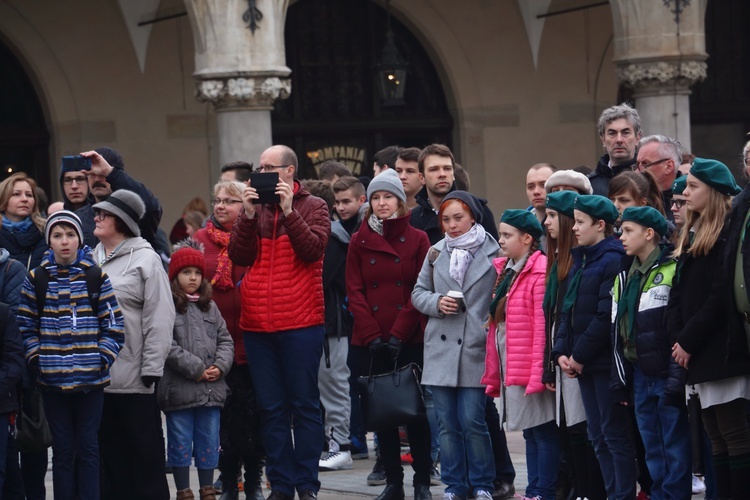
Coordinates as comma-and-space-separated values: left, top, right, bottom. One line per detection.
481, 250, 547, 397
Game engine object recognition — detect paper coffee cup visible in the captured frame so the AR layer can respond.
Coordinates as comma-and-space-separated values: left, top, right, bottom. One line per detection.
446, 290, 464, 312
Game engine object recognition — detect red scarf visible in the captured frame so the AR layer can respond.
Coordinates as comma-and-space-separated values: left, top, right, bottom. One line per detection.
206, 220, 234, 290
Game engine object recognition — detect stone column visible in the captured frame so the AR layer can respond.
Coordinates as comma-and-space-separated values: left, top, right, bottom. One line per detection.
185, 0, 291, 168
609, 0, 708, 152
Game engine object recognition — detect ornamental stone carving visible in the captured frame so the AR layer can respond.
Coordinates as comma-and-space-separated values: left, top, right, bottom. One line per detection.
615, 59, 707, 90
195, 76, 291, 110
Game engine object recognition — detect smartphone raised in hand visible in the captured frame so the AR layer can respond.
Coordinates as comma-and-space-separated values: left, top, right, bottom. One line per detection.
61, 155, 92, 171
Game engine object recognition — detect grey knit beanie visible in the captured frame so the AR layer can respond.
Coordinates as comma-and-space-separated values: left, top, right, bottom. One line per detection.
92, 189, 145, 237
45, 210, 84, 247
366, 168, 406, 203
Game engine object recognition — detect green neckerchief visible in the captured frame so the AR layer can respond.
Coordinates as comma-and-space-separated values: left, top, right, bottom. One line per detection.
617, 245, 661, 360
543, 261, 558, 313
561, 255, 586, 315
489, 269, 516, 318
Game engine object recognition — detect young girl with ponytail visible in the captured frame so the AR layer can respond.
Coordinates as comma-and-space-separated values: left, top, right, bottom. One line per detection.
482, 210, 556, 500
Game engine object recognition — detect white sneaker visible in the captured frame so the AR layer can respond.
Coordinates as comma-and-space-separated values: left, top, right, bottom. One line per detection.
692, 474, 706, 494
318, 440, 353, 471
474, 490, 493, 499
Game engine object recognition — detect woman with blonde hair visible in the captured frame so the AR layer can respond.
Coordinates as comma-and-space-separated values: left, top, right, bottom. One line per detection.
0, 173, 47, 269
669, 158, 750, 498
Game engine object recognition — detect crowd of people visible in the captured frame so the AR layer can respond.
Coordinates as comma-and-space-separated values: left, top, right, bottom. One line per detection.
0, 102, 748, 500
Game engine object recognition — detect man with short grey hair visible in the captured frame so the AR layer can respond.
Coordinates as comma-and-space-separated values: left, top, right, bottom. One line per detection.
589, 103, 643, 196
636, 134, 682, 221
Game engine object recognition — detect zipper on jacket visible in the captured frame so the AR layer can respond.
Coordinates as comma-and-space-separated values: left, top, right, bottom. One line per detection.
268, 205, 280, 327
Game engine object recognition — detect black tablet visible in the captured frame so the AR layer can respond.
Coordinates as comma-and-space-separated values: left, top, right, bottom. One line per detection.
249, 172, 281, 205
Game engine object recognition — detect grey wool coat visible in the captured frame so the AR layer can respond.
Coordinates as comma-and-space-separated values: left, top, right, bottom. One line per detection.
412, 235, 500, 388
157, 301, 234, 412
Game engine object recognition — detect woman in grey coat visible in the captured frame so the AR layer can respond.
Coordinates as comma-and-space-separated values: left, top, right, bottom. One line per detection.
412, 191, 499, 500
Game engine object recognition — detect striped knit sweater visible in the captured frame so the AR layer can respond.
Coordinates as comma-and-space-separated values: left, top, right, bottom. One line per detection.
18, 247, 124, 392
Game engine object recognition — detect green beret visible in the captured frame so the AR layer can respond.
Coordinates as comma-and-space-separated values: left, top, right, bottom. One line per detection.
545, 191, 577, 218
672, 176, 687, 196
690, 158, 741, 196
621, 206, 668, 237
574, 195, 619, 225
500, 209, 543, 241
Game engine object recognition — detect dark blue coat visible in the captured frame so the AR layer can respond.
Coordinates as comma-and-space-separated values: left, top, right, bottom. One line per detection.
0, 302, 24, 414
552, 236, 624, 374
0, 224, 47, 271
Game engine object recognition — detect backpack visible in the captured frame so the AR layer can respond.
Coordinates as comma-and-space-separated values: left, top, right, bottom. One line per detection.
31, 265, 104, 317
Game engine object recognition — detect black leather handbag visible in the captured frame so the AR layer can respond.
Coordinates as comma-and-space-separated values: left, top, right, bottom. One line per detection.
16, 387, 53, 453
356, 360, 426, 432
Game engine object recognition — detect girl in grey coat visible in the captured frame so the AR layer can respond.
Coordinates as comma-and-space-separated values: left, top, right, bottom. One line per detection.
412, 191, 499, 500
158, 240, 234, 500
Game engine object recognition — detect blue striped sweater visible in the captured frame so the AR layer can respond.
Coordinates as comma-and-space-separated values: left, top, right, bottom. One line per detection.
18, 247, 125, 391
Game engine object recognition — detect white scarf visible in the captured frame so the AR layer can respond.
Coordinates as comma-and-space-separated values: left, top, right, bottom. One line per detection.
445, 223, 486, 287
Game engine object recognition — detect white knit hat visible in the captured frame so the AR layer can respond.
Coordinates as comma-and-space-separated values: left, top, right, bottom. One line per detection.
544, 170, 593, 195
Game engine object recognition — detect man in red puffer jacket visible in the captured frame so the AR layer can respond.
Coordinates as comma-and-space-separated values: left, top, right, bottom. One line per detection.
228, 145, 330, 500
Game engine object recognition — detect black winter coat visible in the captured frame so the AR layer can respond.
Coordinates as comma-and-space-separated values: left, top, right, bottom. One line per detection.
668, 195, 750, 385
588, 154, 637, 197
0, 302, 24, 415
0, 225, 47, 271
409, 184, 498, 245
552, 236, 624, 374
323, 220, 354, 339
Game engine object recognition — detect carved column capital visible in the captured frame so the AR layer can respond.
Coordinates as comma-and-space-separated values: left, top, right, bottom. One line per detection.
195, 76, 292, 110
615, 59, 707, 91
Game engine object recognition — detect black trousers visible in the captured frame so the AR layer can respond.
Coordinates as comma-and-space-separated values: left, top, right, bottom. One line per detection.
99, 393, 169, 500
351, 344, 432, 487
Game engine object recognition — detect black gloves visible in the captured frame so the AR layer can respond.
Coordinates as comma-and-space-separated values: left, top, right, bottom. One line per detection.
141, 376, 160, 388
367, 338, 385, 356
386, 336, 402, 363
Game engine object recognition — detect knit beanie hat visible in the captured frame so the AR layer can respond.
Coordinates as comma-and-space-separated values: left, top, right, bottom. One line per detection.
441, 190, 484, 224
367, 168, 406, 203
45, 210, 84, 248
92, 189, 145, 237
94, 146, 125, 170
544, 170, 593, 194
169, 239, 206, 281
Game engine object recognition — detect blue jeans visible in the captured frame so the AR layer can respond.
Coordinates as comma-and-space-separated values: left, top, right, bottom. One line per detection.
431, 386, 494, 497
245, 326, 324, 496
632, 367, 691, 500
166, 407, 221, 468
424, 386, 440, 463
578, 372, 636, 500
523, 420, 559, 500
43, 388, 104, 500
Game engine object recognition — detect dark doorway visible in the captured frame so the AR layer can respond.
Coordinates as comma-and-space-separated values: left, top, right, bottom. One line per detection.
0, 39, 51, 195
273, 0, 453, 179
690, 0, 750, 172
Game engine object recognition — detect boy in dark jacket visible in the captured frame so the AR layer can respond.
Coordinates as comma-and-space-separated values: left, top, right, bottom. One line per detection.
311, 177, 366, 471
611, 207, 690, 499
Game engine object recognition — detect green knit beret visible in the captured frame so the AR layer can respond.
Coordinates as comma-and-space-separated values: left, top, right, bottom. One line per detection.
690, 158, 741, 196
545, 191, 577, 218
621, 206, 668, 237
672, 176, 687, 196
574, 195, 619, 225
500, 209, 543, 241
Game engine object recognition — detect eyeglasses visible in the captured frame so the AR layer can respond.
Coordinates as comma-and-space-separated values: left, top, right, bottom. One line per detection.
671, 199, 687, 209
211, 198, 242, 206
254, 165, 287, 173
93, 210, 113, 221
63, 175, 88, 186
636, 158, 671, 170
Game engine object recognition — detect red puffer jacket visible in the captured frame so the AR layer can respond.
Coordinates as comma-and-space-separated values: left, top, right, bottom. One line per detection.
228, 182, 331, 333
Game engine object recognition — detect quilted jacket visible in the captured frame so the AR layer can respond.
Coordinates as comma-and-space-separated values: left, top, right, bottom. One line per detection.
228, 182, 330, 333
481, 250, 547, 397
346, 214, 430, 347
551, 236, 624, 374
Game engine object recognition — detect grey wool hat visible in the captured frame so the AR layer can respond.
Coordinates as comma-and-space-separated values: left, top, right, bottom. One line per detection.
367, 168, 406, 203
45, 210, 84, 248
93, 189, 145, 237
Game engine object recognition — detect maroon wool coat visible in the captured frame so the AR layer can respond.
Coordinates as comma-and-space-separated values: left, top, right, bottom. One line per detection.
346, 214, 430, 347
193, 220, 248, 364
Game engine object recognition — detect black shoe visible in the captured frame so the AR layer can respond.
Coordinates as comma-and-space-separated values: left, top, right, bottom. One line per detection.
367, 459, 387, 486
375, 484, 405, 500
491, 481, 515, 499
414, 484, 432, 500
266, 492, 293, 500
246, 485, 265, 500
298, 490, 317, 500
219, 490, 238, 500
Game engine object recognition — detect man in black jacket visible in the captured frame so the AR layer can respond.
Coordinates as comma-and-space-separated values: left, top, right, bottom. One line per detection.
78, 147, 163, 250
409, 144, 498, 246
589, 103, 642, 196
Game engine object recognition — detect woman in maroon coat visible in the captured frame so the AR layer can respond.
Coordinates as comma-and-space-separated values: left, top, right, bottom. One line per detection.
346, 169, 432, 500
193, 180, 265, 500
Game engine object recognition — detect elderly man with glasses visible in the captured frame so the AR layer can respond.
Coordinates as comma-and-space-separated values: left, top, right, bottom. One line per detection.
636, 135, 683, 222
